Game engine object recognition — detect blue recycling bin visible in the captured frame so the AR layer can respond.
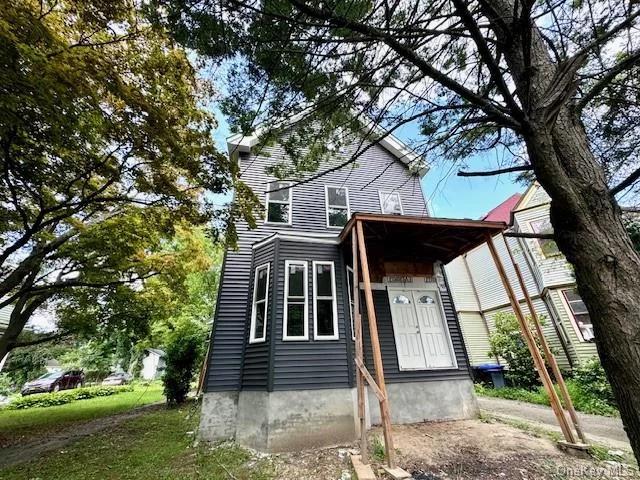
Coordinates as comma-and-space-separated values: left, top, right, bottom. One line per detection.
475, 363, 506, 389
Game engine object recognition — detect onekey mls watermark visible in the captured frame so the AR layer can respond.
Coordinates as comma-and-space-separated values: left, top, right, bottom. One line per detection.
557, 463, 637, 477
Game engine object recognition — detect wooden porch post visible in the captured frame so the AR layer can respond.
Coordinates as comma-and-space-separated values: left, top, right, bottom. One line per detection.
356, 220, 396, 468
352, 227, 368, 462
485, 233, 577, 444
501, 235, 587, 444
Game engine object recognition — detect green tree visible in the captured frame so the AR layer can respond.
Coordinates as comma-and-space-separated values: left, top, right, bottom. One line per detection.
153, 0, 640, 459
162, 319, 207, 405
487, 313, 551, 390
0, 1, 260, 359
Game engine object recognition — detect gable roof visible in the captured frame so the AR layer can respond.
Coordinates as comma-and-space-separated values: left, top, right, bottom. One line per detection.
226, 116, 429, 177
482, 193, 522, 224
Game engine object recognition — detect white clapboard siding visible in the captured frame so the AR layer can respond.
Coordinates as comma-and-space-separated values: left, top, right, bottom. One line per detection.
445, 256, 481, 311
0, 304, 10, 333
457, 312, 495, 366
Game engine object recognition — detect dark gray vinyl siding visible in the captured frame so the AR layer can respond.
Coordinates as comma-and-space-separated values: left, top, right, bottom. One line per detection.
271, 240, 352, 390
240, 242, 276, 390
360, 287, 472, 383
205, 139, 428, 393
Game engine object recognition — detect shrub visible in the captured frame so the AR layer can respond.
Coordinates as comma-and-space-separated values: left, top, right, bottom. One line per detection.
570, 356, 617, 410
5, 385, 133, 410
162, 321, 206, 405
487, 312, 552, 389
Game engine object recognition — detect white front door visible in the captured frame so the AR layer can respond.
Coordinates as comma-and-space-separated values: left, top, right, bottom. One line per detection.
388, 289, 456, 370
412, 291, 456, 368
387, 290, 427, 370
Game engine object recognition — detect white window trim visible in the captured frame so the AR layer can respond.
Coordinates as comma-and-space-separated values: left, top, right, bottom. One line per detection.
283, 260, 309, 341
325, 185, 351, 229
264, 181, 293, 225
378, 190, 404, 215
559, 288, 593, 342
313, 260, 339, 340
249, 263, 270, 344
346, 266, 355, 341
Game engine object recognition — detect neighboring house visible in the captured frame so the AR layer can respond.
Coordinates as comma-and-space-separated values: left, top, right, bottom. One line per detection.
45, 359, 61, 373
199, 125, 505, 452
0, 304, 12, 372
141, 348, 166, 380
446, 183, 598, 370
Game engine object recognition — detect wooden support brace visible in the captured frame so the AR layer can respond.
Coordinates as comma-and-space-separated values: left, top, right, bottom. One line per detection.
352, 228, 368, 463
355, 357, 386, 402
485, 233, 576, 444
501, 235, 587, 444
357, 220, 396, 468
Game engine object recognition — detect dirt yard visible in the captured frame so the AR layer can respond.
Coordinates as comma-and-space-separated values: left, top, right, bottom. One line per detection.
274, 419, 638, 480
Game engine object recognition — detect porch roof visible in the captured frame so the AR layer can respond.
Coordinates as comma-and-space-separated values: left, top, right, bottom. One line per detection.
338, 213, 507, 264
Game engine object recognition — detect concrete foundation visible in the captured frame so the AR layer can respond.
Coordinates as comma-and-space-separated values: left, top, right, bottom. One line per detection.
367, 378, 479, 425
237, 388, 358, 452
199, 391, 239, 442
199, 379, 478, 451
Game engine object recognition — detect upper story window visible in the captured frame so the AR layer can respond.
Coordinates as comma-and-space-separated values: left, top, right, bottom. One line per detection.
283, 260, 308, 341
562, 289, 594, 342
249, 263, 270, 343
265, 181, 292, 224
325, 186, 350, 228
529, 218, 561, 258
313, 261, 339, 340
379, 190, 403, 215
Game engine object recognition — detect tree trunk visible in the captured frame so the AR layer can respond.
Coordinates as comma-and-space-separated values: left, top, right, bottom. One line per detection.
484, 0, 640, 460
0, 294, 47, 361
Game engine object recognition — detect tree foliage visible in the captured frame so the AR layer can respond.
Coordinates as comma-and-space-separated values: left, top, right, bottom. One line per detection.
0, 0, 260, 358
487, 312, 552, 390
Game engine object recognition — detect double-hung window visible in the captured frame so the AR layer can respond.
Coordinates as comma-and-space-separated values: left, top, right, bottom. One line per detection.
313, 261, 339, 340
249, 263, 270, 343
562, 289, 594, 341
530, 218, 561, 257
283, 261, 308, 340
325, 186, 350, 228
265, 181, 292, 224
379, 190, 403, 214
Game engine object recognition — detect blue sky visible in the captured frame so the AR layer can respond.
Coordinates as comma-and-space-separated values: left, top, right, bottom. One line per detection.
213, 112, 523, 220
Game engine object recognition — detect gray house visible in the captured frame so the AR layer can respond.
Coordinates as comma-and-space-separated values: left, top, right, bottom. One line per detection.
199, 127, 503, 451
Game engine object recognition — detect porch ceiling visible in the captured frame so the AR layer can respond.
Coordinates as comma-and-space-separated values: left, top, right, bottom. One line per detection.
339, 213, 507, 264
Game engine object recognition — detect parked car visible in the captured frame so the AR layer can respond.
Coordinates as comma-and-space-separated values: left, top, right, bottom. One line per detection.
101, 372, 132, 386
21, 370, 85, 395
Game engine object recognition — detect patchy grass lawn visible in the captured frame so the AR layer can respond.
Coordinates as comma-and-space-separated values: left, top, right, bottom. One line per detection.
1, 400, 636, 480
0, 382, 164, 447
0, 405, 275, 480
475, 383, 619, 417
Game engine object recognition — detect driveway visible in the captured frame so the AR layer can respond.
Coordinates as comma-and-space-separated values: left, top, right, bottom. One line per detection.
478, 396, 630, 450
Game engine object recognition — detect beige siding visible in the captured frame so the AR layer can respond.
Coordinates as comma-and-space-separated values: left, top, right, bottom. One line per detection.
445, 257, 480, 311
465, 233, 539, 311
547, 289, 598, 364
0, 304, 9, 333
458, 312, 494, 366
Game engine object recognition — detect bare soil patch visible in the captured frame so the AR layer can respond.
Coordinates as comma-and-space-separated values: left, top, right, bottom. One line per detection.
271, 419, 638, 480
